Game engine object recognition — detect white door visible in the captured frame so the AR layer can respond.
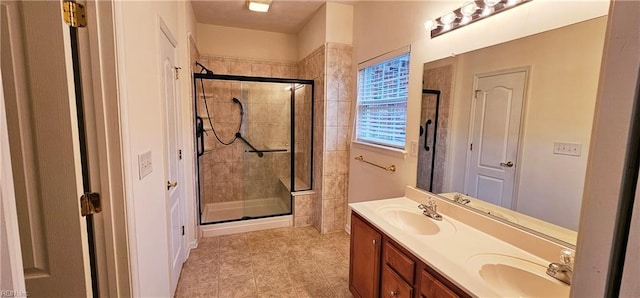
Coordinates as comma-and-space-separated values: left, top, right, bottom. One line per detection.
0, 1, 92, 296
465, 70, 527, 208
159, 26, 186, 295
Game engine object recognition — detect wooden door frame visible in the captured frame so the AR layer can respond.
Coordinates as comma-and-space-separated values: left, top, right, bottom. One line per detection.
159, 17, 187, 294
81, 1, 132, 296
463, 67, 530, 209
1, 1, 131, 296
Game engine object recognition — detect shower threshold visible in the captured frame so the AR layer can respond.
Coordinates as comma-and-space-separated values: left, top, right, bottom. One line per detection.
202, 197, 289, 223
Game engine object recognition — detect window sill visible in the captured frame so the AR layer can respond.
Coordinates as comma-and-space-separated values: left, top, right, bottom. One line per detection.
350, 141, 407, 160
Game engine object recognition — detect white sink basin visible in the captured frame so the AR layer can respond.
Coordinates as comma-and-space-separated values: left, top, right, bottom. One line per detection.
375, 205, 456, 236
467, 254, 570, 297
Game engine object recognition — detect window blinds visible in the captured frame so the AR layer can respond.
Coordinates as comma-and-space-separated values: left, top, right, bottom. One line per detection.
356, 52, 410, 149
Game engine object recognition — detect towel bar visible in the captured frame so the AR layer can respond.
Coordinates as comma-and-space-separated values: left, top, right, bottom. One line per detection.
355, 155, 396, 172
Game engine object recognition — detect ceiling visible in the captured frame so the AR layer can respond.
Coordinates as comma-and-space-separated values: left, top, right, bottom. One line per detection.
191, 0, 328, 34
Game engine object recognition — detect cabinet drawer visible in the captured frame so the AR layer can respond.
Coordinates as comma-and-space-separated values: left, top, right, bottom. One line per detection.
384, 241, 415, 283
420, 269, 459, 298
381, 265, 413, 298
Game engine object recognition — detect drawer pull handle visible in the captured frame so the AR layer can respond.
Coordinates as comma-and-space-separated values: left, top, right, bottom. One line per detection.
390, 290, 398, 296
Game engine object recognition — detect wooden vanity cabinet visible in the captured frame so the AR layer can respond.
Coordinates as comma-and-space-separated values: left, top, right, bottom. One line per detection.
350, 212, 470, 298
350, 212, 382, 298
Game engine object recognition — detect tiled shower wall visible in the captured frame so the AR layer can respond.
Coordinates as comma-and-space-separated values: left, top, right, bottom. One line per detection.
298, 43, 354, 234
418, 64, 453, 193
198, 56, 298, 208
297, 47, 325, 229
197, 46, 354, 233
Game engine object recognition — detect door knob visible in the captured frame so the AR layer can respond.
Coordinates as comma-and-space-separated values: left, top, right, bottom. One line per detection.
500, 161, 514, 167
167, 181, 178, 190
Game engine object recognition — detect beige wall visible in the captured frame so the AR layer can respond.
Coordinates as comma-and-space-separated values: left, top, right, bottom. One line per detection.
445, 17, 607, 230
114, 1, 195, 296
297, 2, 353, 61
197, 24, 298, 62
348, 0, 609, 207
326, 2, 353, 47
297, 4, 326, 61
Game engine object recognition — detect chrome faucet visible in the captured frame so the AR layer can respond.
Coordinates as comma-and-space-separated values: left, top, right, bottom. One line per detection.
453, 193, 471, 205
418, 199, 443, 221
546, 249, 574, 285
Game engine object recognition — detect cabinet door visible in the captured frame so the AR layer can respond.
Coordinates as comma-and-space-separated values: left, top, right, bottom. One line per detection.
420, 269, 459, 298
350, 213, 382, 298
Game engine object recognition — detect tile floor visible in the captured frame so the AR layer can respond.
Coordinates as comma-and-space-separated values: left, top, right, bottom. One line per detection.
175, 226, 353, 298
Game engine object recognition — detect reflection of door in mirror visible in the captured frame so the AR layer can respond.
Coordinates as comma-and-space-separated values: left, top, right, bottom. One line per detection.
417, 16, 608, 244
465, 69, 527, 209
418, 62, 454, 193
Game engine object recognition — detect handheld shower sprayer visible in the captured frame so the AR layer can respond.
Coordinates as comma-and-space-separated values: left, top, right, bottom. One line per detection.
232, 97, 244, 115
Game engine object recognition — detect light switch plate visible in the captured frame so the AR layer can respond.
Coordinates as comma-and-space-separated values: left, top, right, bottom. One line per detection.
138, 150, 152, 179
410, 140, 418, 157
553, 142, 582, 156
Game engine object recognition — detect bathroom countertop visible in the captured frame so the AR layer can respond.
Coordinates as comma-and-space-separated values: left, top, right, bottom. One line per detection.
349, 190, 571, 297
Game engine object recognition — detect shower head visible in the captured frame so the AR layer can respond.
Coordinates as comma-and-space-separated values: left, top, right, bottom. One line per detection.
195, 61, 214, 75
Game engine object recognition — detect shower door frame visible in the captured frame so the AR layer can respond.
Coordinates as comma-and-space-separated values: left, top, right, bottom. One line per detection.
193, 73, 315, 225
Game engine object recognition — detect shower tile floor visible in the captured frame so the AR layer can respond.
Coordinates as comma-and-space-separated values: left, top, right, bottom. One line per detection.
175, 226, 353, 298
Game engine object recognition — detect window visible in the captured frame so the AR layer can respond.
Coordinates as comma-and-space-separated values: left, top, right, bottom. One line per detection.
356, 52, 410, 149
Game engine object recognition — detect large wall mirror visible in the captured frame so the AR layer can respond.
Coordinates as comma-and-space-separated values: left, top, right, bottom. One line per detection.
417, 16, 608, 246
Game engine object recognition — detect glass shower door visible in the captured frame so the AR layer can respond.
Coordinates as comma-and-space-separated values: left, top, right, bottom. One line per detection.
195, 74, 313, 225
240, 81, 291, 219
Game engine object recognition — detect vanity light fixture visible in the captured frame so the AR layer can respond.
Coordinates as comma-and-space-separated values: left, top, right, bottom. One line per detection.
425, 0, 531, 38
247, 0, 272, 12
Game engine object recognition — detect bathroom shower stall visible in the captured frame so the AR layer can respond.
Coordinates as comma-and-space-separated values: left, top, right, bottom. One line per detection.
194, 69, 314, 224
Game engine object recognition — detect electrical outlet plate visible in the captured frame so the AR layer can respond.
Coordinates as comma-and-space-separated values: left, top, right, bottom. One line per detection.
138, 150, 152, 179
553, 142, 582, 156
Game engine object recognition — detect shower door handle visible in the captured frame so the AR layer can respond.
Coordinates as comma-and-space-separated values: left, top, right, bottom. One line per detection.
424, 119, 432, 151
196, 116, 204, 156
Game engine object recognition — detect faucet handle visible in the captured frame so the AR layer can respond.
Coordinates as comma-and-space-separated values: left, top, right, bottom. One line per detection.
427, 199, 438, 211
560, 249, 575, 267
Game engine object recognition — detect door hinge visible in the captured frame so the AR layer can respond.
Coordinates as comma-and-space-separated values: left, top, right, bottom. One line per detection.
178, 149, 182, 160
174, 67, 182, 80
80, 192, 102, 216
474, 89, 481, 99
62, 1, 87, 28
181, 226, 185, 236
470, 143, 473, 151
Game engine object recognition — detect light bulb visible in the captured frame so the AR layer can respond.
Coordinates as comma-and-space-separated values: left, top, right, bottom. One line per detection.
506, 0, 520, 6
482, 6, 494, 16
440, 11, 458, 25
424, 19, 437, 31
461, 1, 479, 16
484, 0, 501, 7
